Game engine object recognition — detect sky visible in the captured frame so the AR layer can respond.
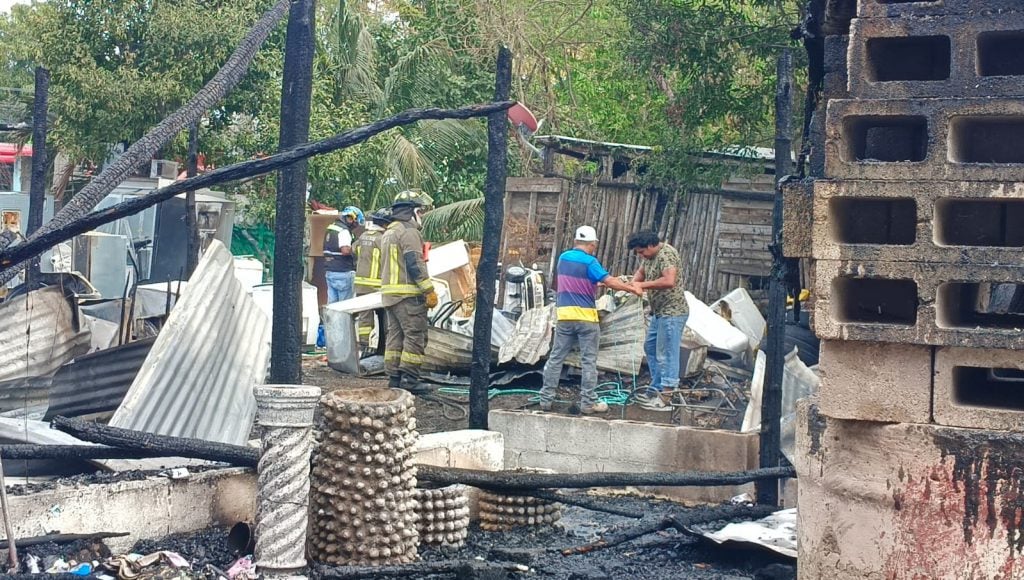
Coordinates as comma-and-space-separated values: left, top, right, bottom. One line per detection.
0, 0, 27, 13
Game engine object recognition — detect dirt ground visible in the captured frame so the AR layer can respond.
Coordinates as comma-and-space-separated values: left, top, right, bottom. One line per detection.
301, 357, 537, 434
301, 357, 749, 432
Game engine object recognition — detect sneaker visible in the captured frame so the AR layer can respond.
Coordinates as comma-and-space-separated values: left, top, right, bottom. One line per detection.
539, 401, 553, 412
635, 390, 670, 411
581, 401, 609, 414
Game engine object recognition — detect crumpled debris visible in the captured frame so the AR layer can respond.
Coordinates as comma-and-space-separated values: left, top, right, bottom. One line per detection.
107, 551, 192, 579
46, 557, 70, 573
226, 555, 256, 580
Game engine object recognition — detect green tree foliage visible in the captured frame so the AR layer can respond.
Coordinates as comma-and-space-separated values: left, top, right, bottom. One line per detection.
0, 0, 802, 240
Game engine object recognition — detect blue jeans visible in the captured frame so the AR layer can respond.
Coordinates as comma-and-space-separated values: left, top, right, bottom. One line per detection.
644, 314, 687, 391
540, 321, 601, 408
325, 270, 355, 303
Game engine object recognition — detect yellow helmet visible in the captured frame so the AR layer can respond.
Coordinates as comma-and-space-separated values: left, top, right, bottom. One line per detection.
392, 189, 434, 211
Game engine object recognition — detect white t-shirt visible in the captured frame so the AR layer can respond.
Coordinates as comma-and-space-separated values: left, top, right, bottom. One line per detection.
335, 228, 353, 250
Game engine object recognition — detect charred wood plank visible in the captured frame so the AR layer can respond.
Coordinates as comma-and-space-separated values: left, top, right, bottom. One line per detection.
0, 445, 159, 461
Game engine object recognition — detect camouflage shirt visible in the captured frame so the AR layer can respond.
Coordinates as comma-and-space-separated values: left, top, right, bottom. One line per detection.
642, 243, 688, 317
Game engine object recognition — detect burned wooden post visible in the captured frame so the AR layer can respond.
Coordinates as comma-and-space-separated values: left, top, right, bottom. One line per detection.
758, 49, 794, 506
25, 67, 49, 290
185, 122, 200, 276
469, 46, 512, 429
270, 0, 316, 385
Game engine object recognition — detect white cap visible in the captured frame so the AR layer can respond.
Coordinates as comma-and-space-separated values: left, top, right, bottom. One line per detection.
575, 225, 598, 242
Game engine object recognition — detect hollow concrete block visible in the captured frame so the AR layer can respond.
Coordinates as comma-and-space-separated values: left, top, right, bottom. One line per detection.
934, 346, 1024, 431
811, 179, 1024, 264
812, 259, 1024, 349
825, 97, 1024, 181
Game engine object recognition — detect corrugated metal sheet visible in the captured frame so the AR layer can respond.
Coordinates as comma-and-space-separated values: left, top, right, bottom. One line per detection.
43, 337, 155, 422
565, 297, 646, 376
422, 327, 498, 373
109, 241, 271, 445
498, 305, 555, 365
0, 287, 91, 413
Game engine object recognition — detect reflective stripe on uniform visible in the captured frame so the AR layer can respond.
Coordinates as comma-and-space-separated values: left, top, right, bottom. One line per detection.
355, 276, 381, 287
400, 352, 424, 365
384, 350, 402, 362
370, 247, 381, 279
381, 284, 420, 295
416, 278, 434, 292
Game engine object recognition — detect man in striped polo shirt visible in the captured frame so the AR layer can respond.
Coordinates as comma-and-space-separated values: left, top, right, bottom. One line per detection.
539, 226, 639, 414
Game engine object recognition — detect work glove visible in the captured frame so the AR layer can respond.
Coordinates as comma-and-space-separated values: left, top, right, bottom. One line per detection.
424, 289, 439, 309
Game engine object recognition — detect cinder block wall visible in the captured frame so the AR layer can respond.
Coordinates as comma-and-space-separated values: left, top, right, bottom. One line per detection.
489, 410, 759, 505
791, 1, 1024, 576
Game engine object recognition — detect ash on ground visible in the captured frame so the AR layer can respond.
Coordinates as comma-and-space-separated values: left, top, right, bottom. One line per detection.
125, 495, 793, 580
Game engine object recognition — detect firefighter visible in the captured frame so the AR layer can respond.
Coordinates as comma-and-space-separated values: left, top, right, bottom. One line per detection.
323, 206, 364, 303
353, 207, 393, 350
380, 190, 436, 393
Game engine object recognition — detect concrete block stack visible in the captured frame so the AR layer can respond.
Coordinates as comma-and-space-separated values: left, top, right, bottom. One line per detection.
793, 1, 1024, 577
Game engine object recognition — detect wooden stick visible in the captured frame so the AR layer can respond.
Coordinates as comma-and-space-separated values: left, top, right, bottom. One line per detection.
0, 445, 160, 461
314, 560, 510, 579
417, 464, 796, 491
0, 532, 129, 550
0, 451, 17, 573
512, 490, 644, 519
560, 504, 779, 556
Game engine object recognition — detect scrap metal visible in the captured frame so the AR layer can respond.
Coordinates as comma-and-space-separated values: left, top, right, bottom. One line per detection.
109, 241, 271, 445
0, 287, 91, 413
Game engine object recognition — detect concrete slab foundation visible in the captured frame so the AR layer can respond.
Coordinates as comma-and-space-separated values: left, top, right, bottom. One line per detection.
796, 400, 1024, 579
489, 410, 759, 505
5, 468, 256, 552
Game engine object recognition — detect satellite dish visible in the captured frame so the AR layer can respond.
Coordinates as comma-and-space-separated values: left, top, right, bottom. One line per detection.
507, 102, 539, 135
507, 102, 542, 157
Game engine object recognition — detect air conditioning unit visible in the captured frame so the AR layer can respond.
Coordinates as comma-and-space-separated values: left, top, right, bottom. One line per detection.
150, 159, 180, 180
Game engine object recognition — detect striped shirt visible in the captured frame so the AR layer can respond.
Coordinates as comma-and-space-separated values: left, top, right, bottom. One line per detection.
555, 248, 609, 323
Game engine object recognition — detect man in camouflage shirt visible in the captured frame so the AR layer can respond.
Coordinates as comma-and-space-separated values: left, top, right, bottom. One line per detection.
628, 230, 689, 411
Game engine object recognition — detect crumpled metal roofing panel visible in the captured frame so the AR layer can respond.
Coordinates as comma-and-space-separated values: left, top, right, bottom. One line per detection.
109, 241, 271, 445
43, 337, 155, 422
498, 305, 555, 366
0, 287, 91, 413
565, 297, 647, 376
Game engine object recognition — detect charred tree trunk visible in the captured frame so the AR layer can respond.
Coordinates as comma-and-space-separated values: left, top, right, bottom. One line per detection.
0, 445, 159, 460
185, 122, 200, 277
758, 50, 794, 506
0, 102, 513, 275
469, 46, 512, 429
270, 0, 316, 385
25, 67, 49, 290
0, 0, 290, 284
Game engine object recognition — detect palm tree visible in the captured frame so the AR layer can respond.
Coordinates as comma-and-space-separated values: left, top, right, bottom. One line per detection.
316, 0, 487, 212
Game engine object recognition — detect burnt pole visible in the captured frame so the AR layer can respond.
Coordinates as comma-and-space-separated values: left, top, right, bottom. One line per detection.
185, 122, 200, 276
25, 67, 49, 290
270, 0, 315, 385
469, 47, 512, 429
757, 49, 794, 506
